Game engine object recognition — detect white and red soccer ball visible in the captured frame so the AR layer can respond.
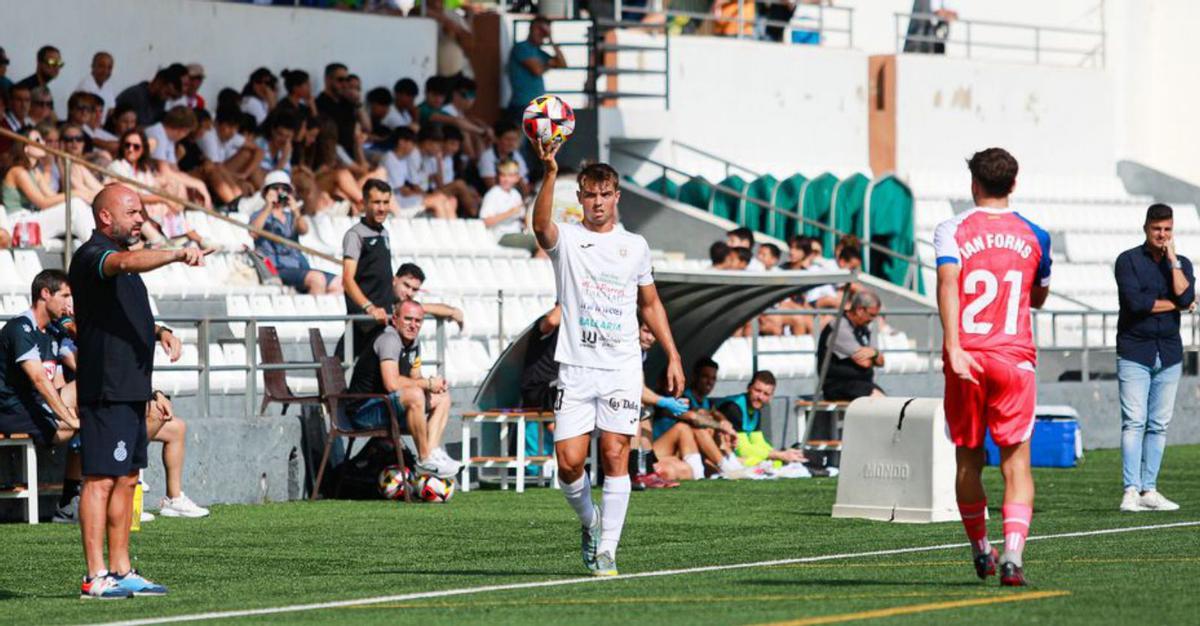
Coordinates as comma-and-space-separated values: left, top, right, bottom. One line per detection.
412, 473, 456, 503
522, 95, 575, 148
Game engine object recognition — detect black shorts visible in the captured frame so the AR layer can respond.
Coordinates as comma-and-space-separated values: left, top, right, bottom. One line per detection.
521, 384, 557, 412
80, 401, 148, 477
0, 400, 58, 445
822, 379, 883, 402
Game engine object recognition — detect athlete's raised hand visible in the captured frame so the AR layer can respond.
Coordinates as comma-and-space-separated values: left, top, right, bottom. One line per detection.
534, 138, 561, 175
946, 346, 983, 385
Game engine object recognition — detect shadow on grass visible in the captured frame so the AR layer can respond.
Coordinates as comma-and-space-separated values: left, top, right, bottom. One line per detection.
361, 568, 583, 577
0, 588, 79, 600
736, 578, 984, 588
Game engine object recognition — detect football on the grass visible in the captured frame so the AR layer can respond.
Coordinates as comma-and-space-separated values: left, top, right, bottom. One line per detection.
412, 473, 456, 503
378, 465, 410, 500
522, 95, 576, 148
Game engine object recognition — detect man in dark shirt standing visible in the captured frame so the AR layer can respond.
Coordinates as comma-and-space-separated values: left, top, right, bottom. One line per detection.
1114, 203, 1195, 513
115, 64, 186, 126
68, 184, 207, 600
315, 62, 358, 158
341, 179, 396, 358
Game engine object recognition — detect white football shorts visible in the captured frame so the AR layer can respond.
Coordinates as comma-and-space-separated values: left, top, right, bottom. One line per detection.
553, 363, 643, 441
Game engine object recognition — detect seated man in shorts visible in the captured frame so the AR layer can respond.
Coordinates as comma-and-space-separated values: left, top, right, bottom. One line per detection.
650, 357, 742, 479
344, 299, 461, 478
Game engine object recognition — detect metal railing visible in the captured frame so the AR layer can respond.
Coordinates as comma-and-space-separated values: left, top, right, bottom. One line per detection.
151, 314, 447, 419
610, 144, 930, 290
0, 127, 336, 271
895, 11, 1106, 67
616, 0, 853, 47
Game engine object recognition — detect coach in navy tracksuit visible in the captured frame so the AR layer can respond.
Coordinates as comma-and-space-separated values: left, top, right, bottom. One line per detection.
69, 185, 206, 600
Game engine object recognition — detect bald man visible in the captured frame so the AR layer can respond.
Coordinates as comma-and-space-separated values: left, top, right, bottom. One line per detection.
68, 184, 208, 599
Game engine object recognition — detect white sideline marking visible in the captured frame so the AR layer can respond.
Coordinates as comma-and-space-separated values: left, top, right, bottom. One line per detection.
93, 520, 1200, 626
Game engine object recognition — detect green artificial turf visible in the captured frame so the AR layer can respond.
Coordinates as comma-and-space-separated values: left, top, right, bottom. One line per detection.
1, 447, 1197, 625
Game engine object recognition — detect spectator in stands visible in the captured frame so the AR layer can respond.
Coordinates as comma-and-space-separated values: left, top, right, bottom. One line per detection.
2, 127, 95, 241
75, 52, 115, 121
168, 63, 206, 111
757, 242, 782, 270
366, 87, 395, 145
712, 0, 755, 37
430, 78, 490, 160
480, 159, 538, 254
478, 120, 530, 195
60, 124, 105, 203
1114, 203, 1195, 512
727, 227, 764, 270
240, 68, 278, 128
108, 128, 175, 246
257, 110, 299, 175
392, 262, 465, 330
5, 84, 33, 131
416, 76, 451, 127
250, 170, 341, 294
418, 124, 478, 217
710, 241, 733, 268
0, 46, 11, 95
341, 178, 397, 357
116, 63, 187, 126
28, 87, 54, 126
65, 92, 114, 161
104, 102, 138, 142
345, 74, 372, 137
302, 117, 380, 215
390, 78, 420, 131
428, 0, 474, 77
198, 104, 263, 187
345, 299, 462, 478
383, 126, 456, 219
317, 64, 360, 158
904, 0, 958, 54
145, 106, 217, 210
835, 234, 863, 270
15, 45, 63, 110
718, 370, 805, 467
506, 16, 566, 125
651, 357, 742, 479
816, 289, 885, 401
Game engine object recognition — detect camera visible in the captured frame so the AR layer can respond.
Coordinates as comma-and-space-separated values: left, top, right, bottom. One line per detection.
276, 188, 290, 206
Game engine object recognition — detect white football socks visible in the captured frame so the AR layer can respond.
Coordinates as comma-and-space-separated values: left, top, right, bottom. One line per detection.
684, 453, 705, 480
559, 474, 596, 527
599, 474, 631, 556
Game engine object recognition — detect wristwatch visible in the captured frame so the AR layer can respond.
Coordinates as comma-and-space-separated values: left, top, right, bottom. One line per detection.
1172, 259, 1183, 270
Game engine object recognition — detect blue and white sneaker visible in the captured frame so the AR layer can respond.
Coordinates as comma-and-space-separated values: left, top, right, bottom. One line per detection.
80, 572, 132, 600
581, 504, 601, 571
113, 570, 168, 596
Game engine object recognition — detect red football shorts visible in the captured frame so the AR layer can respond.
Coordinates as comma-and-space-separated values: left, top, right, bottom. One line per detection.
943, 350, 1036, 448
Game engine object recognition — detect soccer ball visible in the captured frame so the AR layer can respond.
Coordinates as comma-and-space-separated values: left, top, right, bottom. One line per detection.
412, 473, 456, 503
522, 95, 576, 148
377, 465, 410, 501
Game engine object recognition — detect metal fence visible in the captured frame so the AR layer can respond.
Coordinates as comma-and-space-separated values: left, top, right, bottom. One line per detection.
895, 11, 1106, 67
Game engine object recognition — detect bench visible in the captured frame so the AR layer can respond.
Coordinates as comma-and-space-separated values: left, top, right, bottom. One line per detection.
795, 400, 853, 467
459, 411, 557, 493
0, 433, 38, 524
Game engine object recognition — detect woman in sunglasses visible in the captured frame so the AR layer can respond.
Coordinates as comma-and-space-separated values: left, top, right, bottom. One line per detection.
106, 128, 172, 245
1, 127, 95, 241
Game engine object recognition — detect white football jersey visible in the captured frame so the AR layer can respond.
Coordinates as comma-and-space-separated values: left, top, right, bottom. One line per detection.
549, 221, 654, 370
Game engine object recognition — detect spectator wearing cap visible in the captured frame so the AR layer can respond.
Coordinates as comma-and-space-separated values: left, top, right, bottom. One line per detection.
506, 16, 567, 124
75, 52, 115, 121
0, 47, 13, 95
250, 171, 342, 295
116, 63, 187, 126
816, 289, 885, 401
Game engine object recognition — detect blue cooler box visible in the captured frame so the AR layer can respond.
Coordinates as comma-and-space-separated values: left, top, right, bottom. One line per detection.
984, 406, 1082, 468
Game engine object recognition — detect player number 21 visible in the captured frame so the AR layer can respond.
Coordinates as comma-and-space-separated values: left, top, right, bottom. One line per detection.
961, 269, 1022, 335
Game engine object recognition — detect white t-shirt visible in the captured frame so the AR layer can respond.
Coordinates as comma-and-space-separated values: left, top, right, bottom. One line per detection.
145, 123, 176, 164
382, 150, 424, 210
380, 106, 412, 130
549, 221, 654, 370
241, 96, 269, 126
198, 129, 246, 163
75, 75, 115, 120
479, 186, 525, 238
478, 148, 529, 181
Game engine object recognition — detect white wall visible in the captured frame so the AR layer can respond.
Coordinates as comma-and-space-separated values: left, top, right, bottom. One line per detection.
893, 54, 1113, 176
0, 0, 437, 118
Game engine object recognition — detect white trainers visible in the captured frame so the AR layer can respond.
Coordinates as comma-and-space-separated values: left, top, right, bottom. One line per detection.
141, 511, 155, 522
159, 492, 211, 518
1120, 487, 1144, 512
1139, 489, 1180, 511
417, 454, 462, 479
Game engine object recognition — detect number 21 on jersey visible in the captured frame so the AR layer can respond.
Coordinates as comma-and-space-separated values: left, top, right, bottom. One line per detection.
961, 269, 1022, 335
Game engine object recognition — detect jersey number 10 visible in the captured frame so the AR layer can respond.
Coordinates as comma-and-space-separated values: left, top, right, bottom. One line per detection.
962, 269, 1022, 335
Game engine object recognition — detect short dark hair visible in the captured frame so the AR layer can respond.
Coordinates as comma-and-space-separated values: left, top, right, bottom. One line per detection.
67, 91, 91, 112
1146, 203, 1173, 224
362, 178, 390, 199
396, 262, 426, 282
425, 75, 451, 97
417, 125, 444, 143
393, 78, 419, 96
760, 242, 781, 260
32, 269, 68, 303
838, 243, 862, 264
452, 77, 476, 96
281, 68, 309, 93
578, 162, 621, 192
693, 357, 719, 374
324, 62, 347, 79
787, 234, 815, 255
267, 109, 300, 133
216, 103, 242, 125
442, 125, 463, 142
531, 16, 552, 27
751, 370, 776, 387
493, 119, 520, 137
37, 45, 59, 64
709, 241, 731, 265
728, 227, 754, 246
967, 147, 1019, 199
162, 105, 197, 130
156, 63, 188, 91
389, 126, 417, 147
734, 247, 752, 265
366, 87, 392, 106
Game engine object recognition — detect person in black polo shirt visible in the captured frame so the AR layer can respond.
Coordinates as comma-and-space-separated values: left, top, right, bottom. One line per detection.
346, 299, 461, 478
68, 184, 208, 600
1114, 203, 1196, 513
816, 289, 886, 401
340, 179, 396, 358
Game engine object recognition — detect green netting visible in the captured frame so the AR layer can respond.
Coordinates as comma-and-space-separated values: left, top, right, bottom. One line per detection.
678, 176, 715, 212
711, 175, 747, 221
801, 173, 838, 252
832, 173, 870, 241
647, 175, 680, 199
742, 175, 779, 234
867, 175, 917, 291
768, 173, 807, 241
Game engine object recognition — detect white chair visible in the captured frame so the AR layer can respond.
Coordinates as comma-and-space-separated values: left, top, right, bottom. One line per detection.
12, 250, 43, 283
0, 251, 24, 293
